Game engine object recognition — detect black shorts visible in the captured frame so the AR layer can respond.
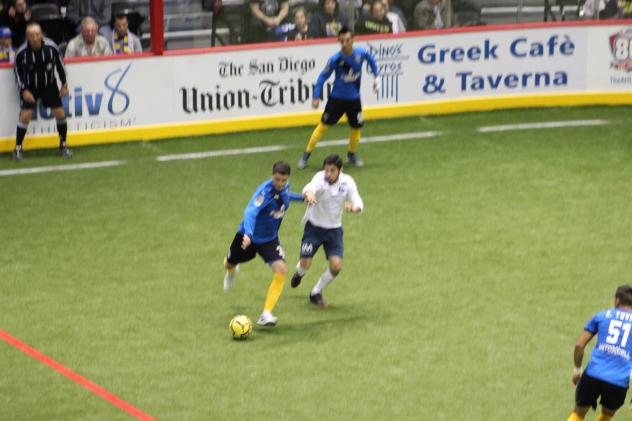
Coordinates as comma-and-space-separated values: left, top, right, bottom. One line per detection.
20, 84, 62, 110
576, 372, 628, 411
321, 97, 364, 128
226, 233, 286, 265
300, 221, 344, 259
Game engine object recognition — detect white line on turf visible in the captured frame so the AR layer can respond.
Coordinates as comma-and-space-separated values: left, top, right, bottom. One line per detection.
156, 131, 442, 162
477, 119, 609, 133
0, 160, 125, 177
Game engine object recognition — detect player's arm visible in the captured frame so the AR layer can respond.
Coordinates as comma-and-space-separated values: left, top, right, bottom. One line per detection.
13, 52, 32, 101
312, 59, 335, 106
571, 329, 595, 386
365, 50, 381, 92
302, 173, 325, 204
344, 178, 363, 213
241, 187, 270, 248
289, 191, 304, 202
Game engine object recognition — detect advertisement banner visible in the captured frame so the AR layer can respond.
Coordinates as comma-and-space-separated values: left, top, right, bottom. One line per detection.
0, 22, 630, 141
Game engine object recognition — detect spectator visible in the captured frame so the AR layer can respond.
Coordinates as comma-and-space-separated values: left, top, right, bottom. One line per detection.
65, 0, 111, 37
110, 14, 141, 54
620, 0, 632, 17
65, 16, 111, 57
311, 0, 348, 38
0, 0, 32, 48
248, 0, 289, 42
382, 0, 405, 33
414, 0, 451, 29
356, 0, 392, 34
284, 7, 317, 40
0, 25, 14, 62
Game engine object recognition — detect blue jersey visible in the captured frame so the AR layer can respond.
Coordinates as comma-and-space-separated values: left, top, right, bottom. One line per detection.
313, 47, 379, 101
237, 179, 300, 244
584, 308, 632, 388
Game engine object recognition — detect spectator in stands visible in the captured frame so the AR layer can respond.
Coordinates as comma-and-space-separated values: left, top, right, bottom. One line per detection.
110, 14, 141, 54
0, 25, 14, 62
0, 0, 32, 47
284, 6, 316, 40
619, 0, 632, 17
65, 16, 111, 57
382, 0, 405, 33
414, 0, 451, 29
248, 0, 289, 42
66, 0, 111, 37
311, 0, 347, 38
356, 0, 392, 34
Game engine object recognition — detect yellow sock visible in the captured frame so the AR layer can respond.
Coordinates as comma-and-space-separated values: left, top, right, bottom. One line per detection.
306, 123, 329, 153
263, 272, 286, 313
595, 414, 612, 421
348, 128, 361, 153
566, 412, 583, 421
224, 257, 235, 272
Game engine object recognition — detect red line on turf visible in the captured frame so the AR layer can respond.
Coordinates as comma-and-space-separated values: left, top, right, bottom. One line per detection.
0, 328, 156, 421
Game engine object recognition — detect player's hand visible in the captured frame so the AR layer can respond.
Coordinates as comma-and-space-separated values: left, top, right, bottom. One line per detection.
344, 203, 360, 213
571, 369, 582, 387
241, 235, 251, 250
22, 89, 35, 103
304, 191, 317, 205
373, 77, 381, 93
59, 84, 69, 97
311, 99, 320, 109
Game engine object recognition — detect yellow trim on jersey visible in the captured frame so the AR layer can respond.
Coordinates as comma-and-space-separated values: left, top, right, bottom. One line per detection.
1, 92, 631, 153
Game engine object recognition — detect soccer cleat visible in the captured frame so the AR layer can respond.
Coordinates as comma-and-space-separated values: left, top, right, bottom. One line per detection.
290, 271, 303, 288
309, 293, 329, 308
257, 311, 277, 326
59, 145, 73, 159
297, 158, 308, 169
223, 258, 239, 292
12, 147, 23, 162
347, 152, 364, 167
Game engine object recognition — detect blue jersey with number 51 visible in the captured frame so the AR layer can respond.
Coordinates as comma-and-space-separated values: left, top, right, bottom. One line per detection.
584, 308, 632, 388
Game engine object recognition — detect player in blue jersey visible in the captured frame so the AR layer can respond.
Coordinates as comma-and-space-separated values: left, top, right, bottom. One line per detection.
223, 161, 303, 327
297, 26, 380, 169
567, 285, 632, 421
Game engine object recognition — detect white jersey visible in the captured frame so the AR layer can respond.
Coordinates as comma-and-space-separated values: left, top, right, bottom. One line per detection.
301, 171, 363, 229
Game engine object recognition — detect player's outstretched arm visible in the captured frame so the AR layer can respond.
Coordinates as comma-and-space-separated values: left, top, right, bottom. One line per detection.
289, 191, 304, 202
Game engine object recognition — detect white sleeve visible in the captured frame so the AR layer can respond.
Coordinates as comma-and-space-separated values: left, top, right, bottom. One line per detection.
347, 177, 364, 212
302, 172, 324, 195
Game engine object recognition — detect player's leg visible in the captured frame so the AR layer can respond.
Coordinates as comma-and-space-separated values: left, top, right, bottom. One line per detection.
258, 239, 288, 326
223, 233, 255, 292
291, 222, 323, 287
595, 379, 628, 421
14, 90, 36, 161
298, 99, 343, 169
345, 99, 364, 167
45, 85, 72, 158
309, 227, 343, 307
568, 373, 601, 421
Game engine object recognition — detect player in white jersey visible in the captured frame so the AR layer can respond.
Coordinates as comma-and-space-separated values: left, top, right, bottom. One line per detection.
290, 154, 363, 307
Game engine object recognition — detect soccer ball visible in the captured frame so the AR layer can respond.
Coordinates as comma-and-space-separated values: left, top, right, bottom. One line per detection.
229, 315, 252, 340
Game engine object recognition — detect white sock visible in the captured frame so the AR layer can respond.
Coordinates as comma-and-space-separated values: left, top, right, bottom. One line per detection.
311, 269, 335, 295
296, 262, 307, 276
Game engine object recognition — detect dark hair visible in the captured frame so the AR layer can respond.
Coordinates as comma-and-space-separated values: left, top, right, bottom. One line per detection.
338, 25, 352, 37
272, 161, 291, 176
616, 285, 632, 307
323, 154, 343, 169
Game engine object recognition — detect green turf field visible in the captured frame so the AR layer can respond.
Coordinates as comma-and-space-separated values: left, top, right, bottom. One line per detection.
0, 106, 630, 420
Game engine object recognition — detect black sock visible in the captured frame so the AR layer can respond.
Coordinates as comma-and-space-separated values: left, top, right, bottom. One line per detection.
57, 120, 67, 147
16, 125, 27, 149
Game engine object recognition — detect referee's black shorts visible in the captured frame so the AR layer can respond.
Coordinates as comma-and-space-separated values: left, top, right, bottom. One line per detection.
576, 372, 628, 411
20, 84, 62, 110
321, 97, 364, 128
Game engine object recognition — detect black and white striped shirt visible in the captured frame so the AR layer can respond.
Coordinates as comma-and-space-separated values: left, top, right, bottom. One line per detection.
14, 38, 66, 94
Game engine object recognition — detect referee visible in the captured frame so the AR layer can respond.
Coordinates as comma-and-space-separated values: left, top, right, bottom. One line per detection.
12, 22, 72, 161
